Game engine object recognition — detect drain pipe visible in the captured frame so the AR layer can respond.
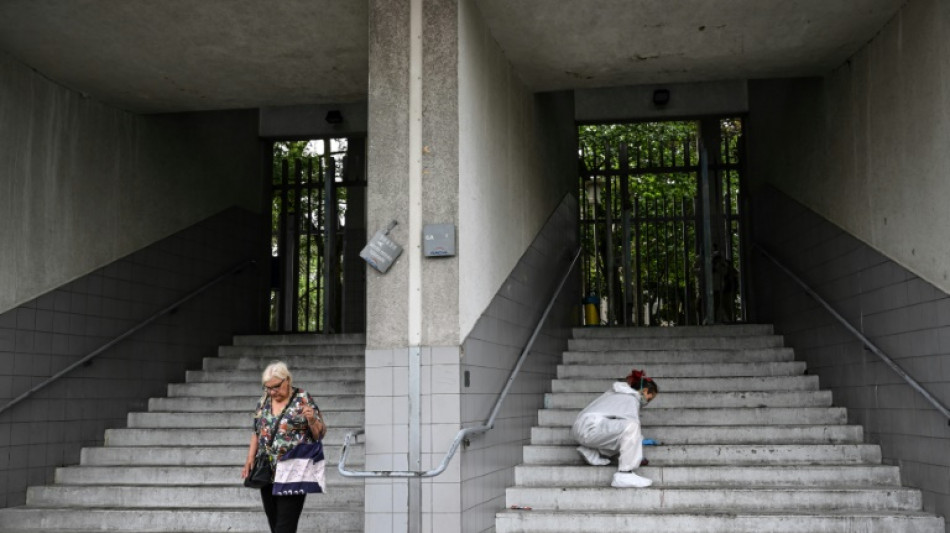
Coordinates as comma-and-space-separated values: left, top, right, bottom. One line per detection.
407, 0, 424, 530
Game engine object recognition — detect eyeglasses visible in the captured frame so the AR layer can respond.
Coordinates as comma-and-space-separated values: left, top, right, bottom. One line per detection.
263, 378, 286, 393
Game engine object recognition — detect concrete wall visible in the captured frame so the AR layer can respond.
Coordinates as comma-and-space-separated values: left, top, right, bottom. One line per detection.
459, 196, 578, 533
750, 187, 950, 527
575, 80, 748, 123
0, 207, 265, 508
0, 51, 264, 315
458, 0, 577, 340
746, 0, 950, 298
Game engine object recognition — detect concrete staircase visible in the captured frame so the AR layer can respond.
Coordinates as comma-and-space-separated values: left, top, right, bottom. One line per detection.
0, 333, 366, 533
496, 325, 946, 532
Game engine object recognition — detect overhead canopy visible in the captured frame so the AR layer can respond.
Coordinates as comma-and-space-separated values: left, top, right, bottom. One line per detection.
0, 0, 903, 113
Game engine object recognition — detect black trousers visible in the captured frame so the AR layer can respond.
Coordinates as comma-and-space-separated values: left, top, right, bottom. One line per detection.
260, 484, 307, 533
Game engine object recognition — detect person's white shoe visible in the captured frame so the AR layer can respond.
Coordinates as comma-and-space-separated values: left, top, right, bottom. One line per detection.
576, 446, 610, 466
611, 471, 652, 488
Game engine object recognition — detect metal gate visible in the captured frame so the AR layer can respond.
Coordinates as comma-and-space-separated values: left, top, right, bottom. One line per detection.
578, 118, 745, 326
269, 137, 366, 333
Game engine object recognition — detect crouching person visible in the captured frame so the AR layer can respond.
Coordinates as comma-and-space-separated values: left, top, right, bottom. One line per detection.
571, 369, 658, 488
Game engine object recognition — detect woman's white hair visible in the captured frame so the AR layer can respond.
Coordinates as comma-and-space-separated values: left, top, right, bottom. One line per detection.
262, 361, 292, 385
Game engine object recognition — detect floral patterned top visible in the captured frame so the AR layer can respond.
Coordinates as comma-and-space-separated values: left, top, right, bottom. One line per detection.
253, 388, 321, 468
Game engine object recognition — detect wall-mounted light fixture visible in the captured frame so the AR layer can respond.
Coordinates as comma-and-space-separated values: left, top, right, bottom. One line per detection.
652, 89, 670, 107
325, 110, 344, 124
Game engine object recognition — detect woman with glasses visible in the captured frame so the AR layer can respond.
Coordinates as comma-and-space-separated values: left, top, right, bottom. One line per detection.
241, 361, 326, 533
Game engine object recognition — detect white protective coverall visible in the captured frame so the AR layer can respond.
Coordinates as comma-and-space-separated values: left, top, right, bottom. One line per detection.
570, 381, 645, 472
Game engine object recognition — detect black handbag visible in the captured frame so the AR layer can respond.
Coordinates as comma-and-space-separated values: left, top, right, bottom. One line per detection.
244, 392, 295, 489
243, 454, 273, 489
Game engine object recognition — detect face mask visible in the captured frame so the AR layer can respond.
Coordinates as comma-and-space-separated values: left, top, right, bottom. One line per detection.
639, 394, 649, 406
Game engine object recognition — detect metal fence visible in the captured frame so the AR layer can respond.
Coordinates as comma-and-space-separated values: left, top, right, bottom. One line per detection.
578, 119, 744, 326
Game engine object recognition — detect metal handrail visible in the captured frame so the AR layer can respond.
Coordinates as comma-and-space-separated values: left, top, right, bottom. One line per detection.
339, 246, 582, 478
756, 245, 950, 424
0, 258, 257, 417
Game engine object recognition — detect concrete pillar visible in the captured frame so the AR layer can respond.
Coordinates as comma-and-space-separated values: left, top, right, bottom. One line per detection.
364, 1, 461, 532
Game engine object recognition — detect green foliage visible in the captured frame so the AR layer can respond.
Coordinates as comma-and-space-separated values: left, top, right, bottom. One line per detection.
270, 139, 351, 333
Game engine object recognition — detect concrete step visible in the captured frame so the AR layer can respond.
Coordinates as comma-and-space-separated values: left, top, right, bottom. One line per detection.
530, 424, 863, 445
203, 355, 365, 371
505, 486, 923, 512
0, 508, 362, 532
557, 361, 806, 379
54, 465, 362, 486
514, 464, 902, 488
561, 347, 795, 364
572, 325, 775, 338
233, 333, 366, 346
149, 395, 364, 412
495, 509, 945, 532
27, 484, 363, 508
81, 445, 364, 466
186, 368, 364, 383
218, 344, 365, 357
545, 390, 833, 409
568, 336, 784, 351
523, 444, 882, 466
538, 407, 848, 426
168, 381, 364, 397
552, 375, 820, 393
127, 410, 364, 429
104, 427, 358, 446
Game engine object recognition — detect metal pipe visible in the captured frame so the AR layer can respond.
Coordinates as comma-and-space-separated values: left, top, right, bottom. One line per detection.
755, 245, 950, 424
339, 246, 583, 478
0, 259, 257, 417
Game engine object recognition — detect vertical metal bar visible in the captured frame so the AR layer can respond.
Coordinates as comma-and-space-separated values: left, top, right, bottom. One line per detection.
633, 197, 642, 326
663, 197, 672, 324
619, 143, 631, 326
304, 157, 313, 331
291, 159, 303, 331
324, 155, 336, 334
700, 145, 715, 324
605, 140, 615, 325
682, 198, 692, 325
679, 198, 693, 325
281, 159, 295, 332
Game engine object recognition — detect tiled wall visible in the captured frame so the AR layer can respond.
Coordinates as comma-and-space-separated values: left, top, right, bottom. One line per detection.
459, 195, 579, 533
0, 207, 266, 508
751, 186, 950, 524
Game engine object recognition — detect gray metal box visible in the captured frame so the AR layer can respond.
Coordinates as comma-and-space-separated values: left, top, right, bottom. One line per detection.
423, 224, 456, 257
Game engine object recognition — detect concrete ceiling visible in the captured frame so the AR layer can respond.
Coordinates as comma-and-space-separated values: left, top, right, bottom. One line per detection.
0, 0, 903, 114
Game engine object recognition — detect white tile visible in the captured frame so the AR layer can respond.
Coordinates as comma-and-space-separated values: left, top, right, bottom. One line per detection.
366, 348, 395, 368
430, 363, 460, 394
365, 425, 394, 455
393, 366, 409, 396
365, 512, 395, 533
366, 367, 394, 396
430, 480, 461, 512
392, 395, 410, 425
431, 393, 460, 424
365, 396, 395, 426
429, 511, 461, 533
365, 482, 394, 513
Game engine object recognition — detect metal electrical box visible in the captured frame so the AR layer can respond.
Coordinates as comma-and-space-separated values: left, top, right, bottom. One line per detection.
360, 221, 403, 273
423, 224, 456, 257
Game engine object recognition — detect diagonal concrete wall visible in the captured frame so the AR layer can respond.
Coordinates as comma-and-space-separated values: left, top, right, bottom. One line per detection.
0, 51, 265, 315
750, 187, 950, 528
746, 0, 950, 298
